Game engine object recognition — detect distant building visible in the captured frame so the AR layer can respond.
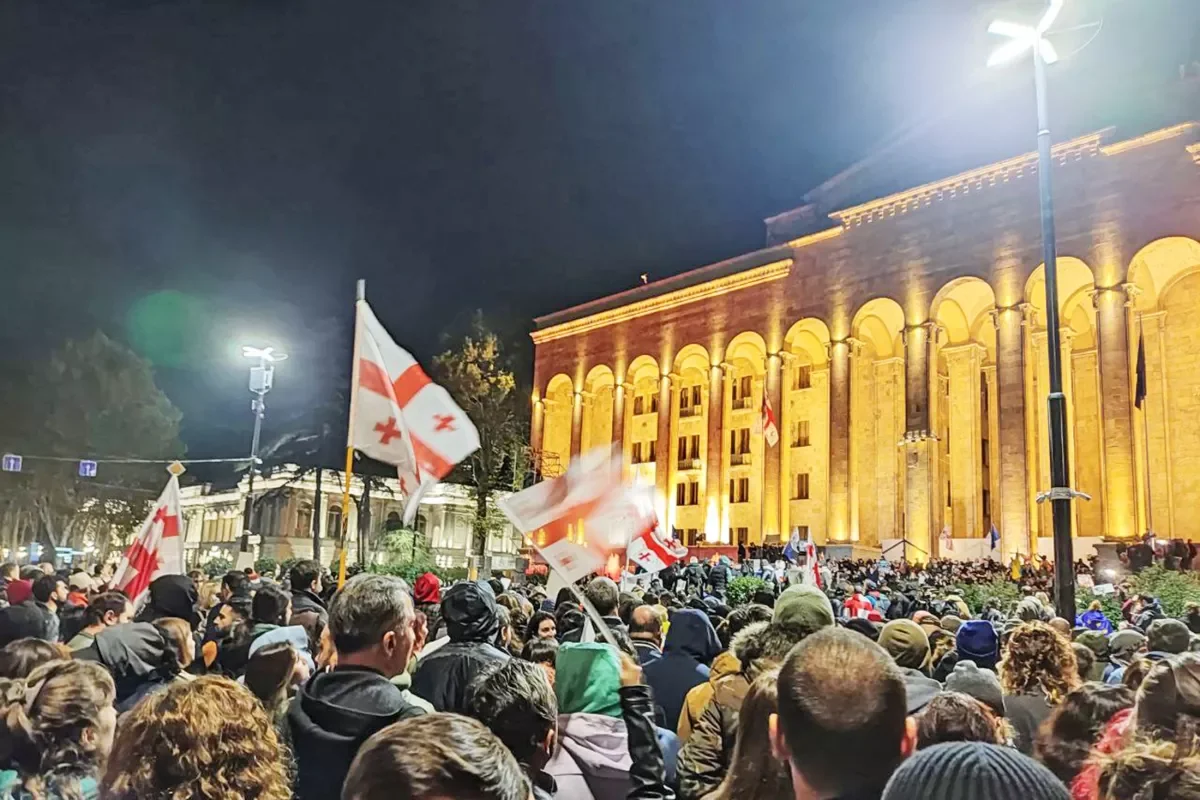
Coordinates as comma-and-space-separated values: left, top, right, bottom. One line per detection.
178, 465, 524, 572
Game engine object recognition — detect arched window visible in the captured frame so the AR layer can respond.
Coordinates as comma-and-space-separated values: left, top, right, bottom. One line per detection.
296, 503, 313, 538
385, 511, 402, 531
326, 505, 343, 537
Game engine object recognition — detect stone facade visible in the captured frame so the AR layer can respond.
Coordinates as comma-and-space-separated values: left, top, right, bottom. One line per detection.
530, 121, 1200, 562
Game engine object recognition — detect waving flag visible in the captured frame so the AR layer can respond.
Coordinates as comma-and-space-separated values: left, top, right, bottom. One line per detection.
627, 516, 687, 573
939, 524, 954, 554
987, 524, 1000, 552
761, 396, 779, 448
112, 474, 182, 606
803, 530, 822, 588
782, 530, 800, 563
350, 299, 480, 522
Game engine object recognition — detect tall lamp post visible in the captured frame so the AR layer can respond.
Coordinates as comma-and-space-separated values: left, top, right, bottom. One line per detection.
988, 0, 1082, 620
240, 346, 288, 554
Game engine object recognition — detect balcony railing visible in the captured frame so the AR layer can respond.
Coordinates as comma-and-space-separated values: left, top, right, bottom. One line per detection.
732, 396, 754, 410
677, 458, 703, 471
730, 452, 752, 466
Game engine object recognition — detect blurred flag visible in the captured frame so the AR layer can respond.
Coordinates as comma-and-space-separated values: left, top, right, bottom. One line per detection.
782, 529, 800, 563
987, 524, 1000, 552
761, 396, 779, 448
627, 517, 687, 573
112, 474, 182, 606
1134, 332, 1147, 409
350, 299, 479, 522
939, 524, 954, 553
802, 530, 822, 588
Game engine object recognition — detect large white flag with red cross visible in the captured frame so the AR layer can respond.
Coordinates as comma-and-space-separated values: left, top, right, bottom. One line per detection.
112, 474, 182, 606
350, 299, 480, 522
626, 508, 688, 574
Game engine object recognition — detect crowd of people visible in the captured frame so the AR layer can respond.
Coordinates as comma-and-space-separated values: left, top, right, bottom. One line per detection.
0, 551, 1196, 799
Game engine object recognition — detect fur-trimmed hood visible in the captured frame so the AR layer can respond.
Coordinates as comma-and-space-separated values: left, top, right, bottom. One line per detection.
730, 620, 814, 679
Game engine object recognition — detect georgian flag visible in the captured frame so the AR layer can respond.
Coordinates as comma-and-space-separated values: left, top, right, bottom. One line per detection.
761, 396, 779, 448
626, 506, 687, 574
803, 529, 822, 588
112, 475, 182, 606
351, 299, 480, 522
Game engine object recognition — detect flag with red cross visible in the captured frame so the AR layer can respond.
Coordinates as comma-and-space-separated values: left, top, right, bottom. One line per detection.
112, 474, 182, 606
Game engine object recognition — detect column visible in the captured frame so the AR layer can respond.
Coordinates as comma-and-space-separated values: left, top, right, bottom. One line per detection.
827, 340, 852, 543
762, 353, 783, 542
664, 374, 682, 535
848, 339, 865, 542
778, 353, 795, 541
874, 357, 905, 546
611, 382, 627, 462
530, 397, 544, 456
1021, 306, 1041, 552
705, 365, 725, 539
618, 382, 634, 470
943, 343, 986, 541
902, 322, 937, 561
1093, 285, 1138, 540
1059, 327, 1081, 538
654, 374, 673, 525
570, 391, 583, 458
983, 365, 1001, 538
992, 307, 1030, 557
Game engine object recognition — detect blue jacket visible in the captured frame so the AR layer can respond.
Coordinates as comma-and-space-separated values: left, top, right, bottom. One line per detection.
642, 609, 721, 731
1076, 609, 1114, 635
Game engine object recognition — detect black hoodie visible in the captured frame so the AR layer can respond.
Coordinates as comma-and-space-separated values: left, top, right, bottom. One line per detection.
287, 666, 425, 800
410, 581, 508, 712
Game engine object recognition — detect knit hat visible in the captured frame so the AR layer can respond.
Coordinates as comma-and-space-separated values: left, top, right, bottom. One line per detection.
1147, 618, 1191, 655
882, 742, 1070, 800
940, 615, 963, 634
5, 580, 32, 606
772, 585, 834, 635
956, 620, 1000, 669
1076, 629, 1109, 658
913, 610, 942, 638
844, 617, 881, 641
413, 573, 441, 605
879, 619, 930, 670
944, 660, 1005, 716
1108, 629, 1147, 666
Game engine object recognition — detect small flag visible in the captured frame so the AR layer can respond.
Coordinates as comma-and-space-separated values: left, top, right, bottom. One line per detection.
987, 524, 1000, 551
112, 474, 182, 606
1134, 332, 1147, 410
627, 523, 687, 573
939, 524, 954, 553
350, 299, 480, 523
803, 530, 822, 588
761, 396, 779, 448
782, 529, 800, 564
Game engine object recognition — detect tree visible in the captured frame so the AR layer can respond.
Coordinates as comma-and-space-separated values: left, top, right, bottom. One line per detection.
433, 312, 528, 574
0, 332, 185, 557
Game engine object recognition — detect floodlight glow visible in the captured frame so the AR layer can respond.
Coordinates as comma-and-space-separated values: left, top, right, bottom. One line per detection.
987, 0, 1063, 67
241, 345, 288, 362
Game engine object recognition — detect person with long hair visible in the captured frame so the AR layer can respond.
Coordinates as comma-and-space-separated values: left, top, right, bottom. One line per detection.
153, 616, 198, 680
101, 675, 291, 800
244, 641, 301, 739
0, 638, 71, 679
0, 659, 117, 799
525, 611, 557, 643
1035, 684, 1134, 787
704, 668, 791, 800
915, 692, 1006, 750
1000, 621, 1081, 754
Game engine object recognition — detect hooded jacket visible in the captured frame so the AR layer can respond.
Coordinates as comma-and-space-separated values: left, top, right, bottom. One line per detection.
1076, 608, 1114, 635
708, 560, 731, 596
677, 649, 740, 742
643, 609, 721, 732
287, 666, 426, 800
135, 575, 201, 629
289, 588, 328, 647
411, 581, 508, 712
75, 623, 175, 712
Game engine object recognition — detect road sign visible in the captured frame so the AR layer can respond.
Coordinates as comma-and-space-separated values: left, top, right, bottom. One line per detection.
1, 454, 21, 473
78, 460, 98, 478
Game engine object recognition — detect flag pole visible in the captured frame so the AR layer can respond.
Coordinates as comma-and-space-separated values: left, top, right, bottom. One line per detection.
1138, 313, 1154, 538
338, 279, 366, 587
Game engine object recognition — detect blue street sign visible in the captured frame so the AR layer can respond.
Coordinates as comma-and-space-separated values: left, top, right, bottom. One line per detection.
78, 460, 98, 478
1, 454, 21, 473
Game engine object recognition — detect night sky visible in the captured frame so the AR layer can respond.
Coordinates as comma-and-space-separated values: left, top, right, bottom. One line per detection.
1, 0, 1195, 461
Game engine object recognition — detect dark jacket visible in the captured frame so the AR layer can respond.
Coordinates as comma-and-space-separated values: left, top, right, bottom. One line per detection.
623, 684, 676, 800
707, 563, 730, 596
643, 609, 721, 733
676, 619, 803, 800
33, 602, 59, 643
561, 615, 628, 644
633, 639, 663, 666
1004, 692, 1053, 755
136, 575, 201, 630
290, 589, 328, 647
75, 623, 176, 713
411, 582, 509, 712
287, 666, 425, 800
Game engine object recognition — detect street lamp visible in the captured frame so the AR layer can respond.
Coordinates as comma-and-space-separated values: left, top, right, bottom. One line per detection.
240, 345, 288, 554
988, 0, 1080, 620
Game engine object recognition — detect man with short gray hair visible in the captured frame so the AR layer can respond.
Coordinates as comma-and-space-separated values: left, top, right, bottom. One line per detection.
288, 573, 425, 800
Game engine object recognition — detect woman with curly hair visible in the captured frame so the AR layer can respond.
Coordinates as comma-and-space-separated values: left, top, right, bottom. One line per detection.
1000, 621, 1081, 755
0, 659, 117, 799
101, 675, 291, 800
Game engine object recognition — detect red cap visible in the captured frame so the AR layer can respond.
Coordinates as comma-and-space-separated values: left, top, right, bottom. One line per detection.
413, 572, 441, 604
6, 580, 33, 606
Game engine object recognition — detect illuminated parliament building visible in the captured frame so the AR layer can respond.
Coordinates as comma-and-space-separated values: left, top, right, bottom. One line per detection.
529, 89, 1200, 562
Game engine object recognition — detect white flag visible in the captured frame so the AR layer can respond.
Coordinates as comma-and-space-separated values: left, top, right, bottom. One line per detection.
626, 496, 687, 573
761, 396, 779, 448
112, 475, 182, 606
350, 299, 480, 522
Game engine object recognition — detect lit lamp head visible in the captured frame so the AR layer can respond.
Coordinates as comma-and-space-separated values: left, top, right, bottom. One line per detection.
241, 345, 288, 363
986, 0, 1063, 67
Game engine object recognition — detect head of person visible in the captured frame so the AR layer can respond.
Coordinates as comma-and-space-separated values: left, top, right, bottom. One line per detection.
1147, 618, 1192, 655
19, 567, 42, 583
343, 714, 530, 800
771, 627, 914, 798
882, 742, 1070, 800
289, 559, 323, 595
101, 676, 290, 800
879, 619, 931, 671
442, 581, 501, 646
220, 570, 250, 601
329, 573, 416, 678
584, 577, 619, 617
0, 563, 17, 581
244, 641, 300, 711
628, 604, 663, 646
1109, 629, 1147, 667
772, 584, 836, 639
719, 603, 773, 650
251, 584, 291, 627
152, 617, 197, 670
520, 637, 559, 685
999, 622, 1080, 704
1071, 642, 1095, 683
915, 692, 1003, 750
1123, 655, 1159, 692
0, 639, 70, 679
67, 572, 94, 594
555, 642, 621, 717
32, 575, 67, 607
1133, 652, 1200, 745
956, 620, 1000, 670
495, 605, 514, 649
524, 611, 557, 642
84, 591, 134, 630
466, 658, 558, 773
1096, 739, 1200, 800
37, 562, 55, 576
215, 597, 251, 634
711, 668, 792, 800
1034, 683, 1134, 786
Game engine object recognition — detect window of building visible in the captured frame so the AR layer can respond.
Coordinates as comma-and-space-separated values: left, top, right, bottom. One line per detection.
690, 385, 702, 407
793, 420, 811, 448
296, 503, 313, 538
385, 510, 402, 531
730, 527, 749, 545
677, 436, 688, 461
729, 477, 749, 503
794, 364, 812, 390
981, 439, 989, 467
650, 393, 659, 413
683, 528, 700, 546
633, 395, 645, 415
982, 489, 991, 515
794, 473, 810, 500
733, 374, 753, 402
730, 428, 751, 456
676, 481, 700, 507
326, 504, 343, 537
688, 434, 700, 459
796, 525, 810, 539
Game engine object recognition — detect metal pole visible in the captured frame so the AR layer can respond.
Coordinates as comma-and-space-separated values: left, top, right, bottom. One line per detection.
1139, 314, 1154, 537
240, 384, 265, 553
1033, 44, 1076, 620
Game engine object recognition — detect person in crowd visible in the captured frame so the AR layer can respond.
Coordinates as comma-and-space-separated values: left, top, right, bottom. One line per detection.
288, 573, 424, 800
102, 675, 291, 800
341, 714, 530, 800
999, 621, 1081, 754
0, 638, 70, 679
495, 605, 517, 656
546, 641, 679, 800
289, 559, 329, 647
75, 621, 181, 712
31, 574, 67, 642
1129, 652, 1200, 744
878, 618, 931, 675
770, 627, 914, 800
412, 580, 509, 713
1132, 594, 1165, 631
153, 616, 198, 680
643, 607, 720, 731
707, 668, 792, 800
525, 610, 557, 643
200, 595, 251, 671
956, 619, 1000, 671
1072, 643, 1096, 683
245, 641, 304, 742
0, 659, 116, 799
520, 637, 559, 685
561, 578, 627, 642
1106, 618, 1189, 685
64, 572, 92, 609
882, 741, 1070, 800
202, 570, 251, 644
1185, 601, 1200, 635
678, 584, 834, 799
1034, 683, 1134, 787
628, 605, 664, 666
1104, 629, 1147, 683
708, 555, 732, 600
133, 574, 201, 629
465, 657, 559, 799
1075, 630, 1111, 682
843, 584, 873, 619
915, 692, 1006, 750
66, 591, 132, 650
946, 659, 1007, 719
1076, 600, 1115, 634
1095, 739, 1200, 800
